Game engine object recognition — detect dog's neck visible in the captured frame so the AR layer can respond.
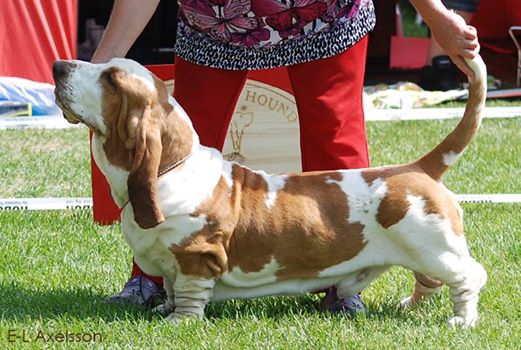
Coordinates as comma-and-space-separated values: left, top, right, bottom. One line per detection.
92, 133, 131, 208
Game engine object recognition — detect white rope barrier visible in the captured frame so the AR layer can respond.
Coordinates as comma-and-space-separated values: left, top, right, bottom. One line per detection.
0, 195, 519, 211
0, 106, 520, 129
0, 115, 81, 129
365, 106, 521, 121
0, 107, 518, 209
0, 198, 92, 210
455, 194, 521, 204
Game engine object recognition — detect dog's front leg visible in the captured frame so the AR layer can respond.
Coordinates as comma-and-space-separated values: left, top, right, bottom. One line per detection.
166, 273, 215, 324
153, 276, 175, 315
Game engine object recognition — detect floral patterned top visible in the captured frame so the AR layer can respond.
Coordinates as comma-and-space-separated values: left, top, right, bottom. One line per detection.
175, 0, 375, 70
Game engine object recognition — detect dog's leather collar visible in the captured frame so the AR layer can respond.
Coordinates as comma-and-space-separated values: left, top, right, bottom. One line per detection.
120, 153, 192, 211
157, 153, 192, 178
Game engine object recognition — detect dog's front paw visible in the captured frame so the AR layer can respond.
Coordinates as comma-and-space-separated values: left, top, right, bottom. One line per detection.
152, 300, 175, 315
165, 312, 202, 325
447, 315, 478, 329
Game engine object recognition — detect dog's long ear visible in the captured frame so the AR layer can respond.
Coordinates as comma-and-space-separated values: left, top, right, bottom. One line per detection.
116, 91, 131, 149
108, 69, 137, 150
127, 102, 165, 229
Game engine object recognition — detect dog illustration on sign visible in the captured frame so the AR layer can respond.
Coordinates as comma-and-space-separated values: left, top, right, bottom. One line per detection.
223, 81, 300, 170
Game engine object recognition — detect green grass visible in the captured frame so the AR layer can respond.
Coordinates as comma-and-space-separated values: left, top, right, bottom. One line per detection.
1, 117, 520, 349
0, 128, 92, 198
368, 117, 521, 194
1, 207, 519, 349
438, 99, 521, 108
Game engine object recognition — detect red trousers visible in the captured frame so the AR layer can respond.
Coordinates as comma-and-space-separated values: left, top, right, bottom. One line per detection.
132, 36, 370, 283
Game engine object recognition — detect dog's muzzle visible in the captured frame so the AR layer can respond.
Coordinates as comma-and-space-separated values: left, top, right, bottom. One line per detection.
53, 61, 81, 124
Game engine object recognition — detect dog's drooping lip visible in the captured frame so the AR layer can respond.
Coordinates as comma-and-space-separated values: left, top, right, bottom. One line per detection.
54, 93, 80, 124
54, 90, 104, 134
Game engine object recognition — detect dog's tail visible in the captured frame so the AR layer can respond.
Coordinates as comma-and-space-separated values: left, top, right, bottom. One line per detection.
415, 55, 487, 181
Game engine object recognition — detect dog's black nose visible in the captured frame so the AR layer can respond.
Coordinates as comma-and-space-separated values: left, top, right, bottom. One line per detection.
53, 60, 75, 82
53, 61, 66, 80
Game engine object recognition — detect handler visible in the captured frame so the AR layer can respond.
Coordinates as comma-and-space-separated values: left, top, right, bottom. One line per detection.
91, 0, 479, 312
421, 0, 481, 90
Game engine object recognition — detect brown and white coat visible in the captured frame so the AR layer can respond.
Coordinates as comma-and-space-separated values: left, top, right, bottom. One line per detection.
53, 56, 488, 327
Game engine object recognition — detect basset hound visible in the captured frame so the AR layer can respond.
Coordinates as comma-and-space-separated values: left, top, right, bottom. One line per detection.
53, 55, 487, 328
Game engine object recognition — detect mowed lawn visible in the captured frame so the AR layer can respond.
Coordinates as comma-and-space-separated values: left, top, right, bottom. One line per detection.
0, 115, 520, 349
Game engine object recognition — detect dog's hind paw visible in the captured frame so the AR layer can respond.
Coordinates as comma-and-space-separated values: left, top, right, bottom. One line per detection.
398, 296, 415, 309
447, 316, 478, 329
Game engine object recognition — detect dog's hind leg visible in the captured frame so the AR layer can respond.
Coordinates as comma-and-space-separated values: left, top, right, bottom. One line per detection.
445, 258, 487, 328
403, 255, 487, 328
399, 272, 443, 308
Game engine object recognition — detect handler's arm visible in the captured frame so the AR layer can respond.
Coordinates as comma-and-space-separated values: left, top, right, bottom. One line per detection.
410, 0, 479, 78
91, 0, 161, 63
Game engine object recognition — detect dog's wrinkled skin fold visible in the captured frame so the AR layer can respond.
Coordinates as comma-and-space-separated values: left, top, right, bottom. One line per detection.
53, 56, 487, 328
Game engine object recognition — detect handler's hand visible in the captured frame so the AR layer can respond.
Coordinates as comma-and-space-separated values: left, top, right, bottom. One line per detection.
428, 9, 479, 79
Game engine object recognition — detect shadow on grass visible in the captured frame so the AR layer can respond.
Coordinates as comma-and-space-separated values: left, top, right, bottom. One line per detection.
1, 281, 429, 324
365, 296, 451, 326
206, 295, 320, 320
205, 294, 420, 324
0, 282, 148, 322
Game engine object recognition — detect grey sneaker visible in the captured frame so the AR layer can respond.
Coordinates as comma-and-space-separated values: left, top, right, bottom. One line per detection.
105, 276, 165, 309
319, 287, 366, 315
